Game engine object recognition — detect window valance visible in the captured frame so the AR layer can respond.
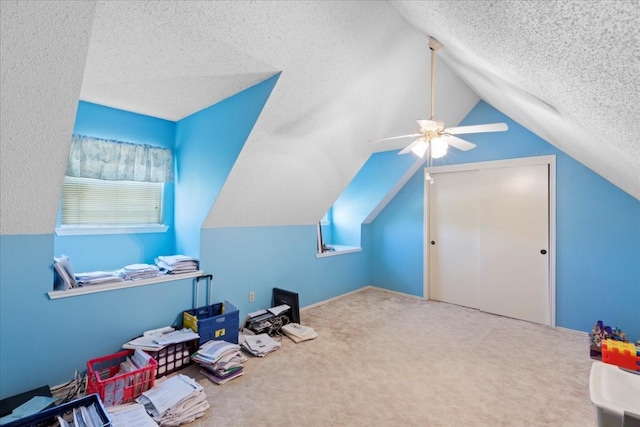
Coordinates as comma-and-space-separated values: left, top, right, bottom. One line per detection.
66, 134, 173, 182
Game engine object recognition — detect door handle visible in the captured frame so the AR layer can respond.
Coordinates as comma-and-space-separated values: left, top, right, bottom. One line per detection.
540, 249, 547, 255
431, 241, 436, 245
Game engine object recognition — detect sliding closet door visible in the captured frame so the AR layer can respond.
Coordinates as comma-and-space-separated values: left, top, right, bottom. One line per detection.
476, 164, 549, 324
429, 170, 480, 309
428, 162, 550, 325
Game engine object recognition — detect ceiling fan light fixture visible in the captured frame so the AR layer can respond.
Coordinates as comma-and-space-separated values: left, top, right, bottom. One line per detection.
410, 140, 429, 158
431, 137, 448, 159
372, 36, 506, 157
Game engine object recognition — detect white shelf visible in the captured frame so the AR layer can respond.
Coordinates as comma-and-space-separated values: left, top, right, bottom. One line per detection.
47, 271, 205, 299
316, 245, 362, 258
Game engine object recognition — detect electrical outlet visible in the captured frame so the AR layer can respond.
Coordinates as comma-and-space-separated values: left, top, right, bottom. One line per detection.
249, 291, 255, 302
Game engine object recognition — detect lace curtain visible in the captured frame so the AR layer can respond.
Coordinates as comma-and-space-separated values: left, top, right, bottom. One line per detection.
66, 134, 173, 182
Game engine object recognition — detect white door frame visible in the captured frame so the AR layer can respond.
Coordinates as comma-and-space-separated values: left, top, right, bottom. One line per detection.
423, 155, 556, 327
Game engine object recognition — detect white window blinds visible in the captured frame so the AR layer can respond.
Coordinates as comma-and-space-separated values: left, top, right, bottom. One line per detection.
61, 176, 163, 226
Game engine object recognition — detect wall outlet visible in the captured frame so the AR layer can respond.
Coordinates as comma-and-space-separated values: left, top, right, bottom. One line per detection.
249, 291, 255, 303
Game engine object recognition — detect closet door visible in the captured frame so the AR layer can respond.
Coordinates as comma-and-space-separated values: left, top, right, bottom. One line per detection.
428, 162, 550, 325
428, 170, 480, 309
476, 164, 549, 324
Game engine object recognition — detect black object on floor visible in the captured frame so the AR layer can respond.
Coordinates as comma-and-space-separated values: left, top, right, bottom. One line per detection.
0, 385, 53, 417
273, 287, 300, 324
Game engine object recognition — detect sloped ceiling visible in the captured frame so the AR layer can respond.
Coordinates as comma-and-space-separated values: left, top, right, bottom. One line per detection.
1, 1, 96, 235
1, 1, 638, 234
81, 1, 481, 227
81, 0, 640, 224
392, 0, 640, 200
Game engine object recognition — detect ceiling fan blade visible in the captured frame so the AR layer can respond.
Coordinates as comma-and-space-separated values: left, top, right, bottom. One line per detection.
444, 122, 508, 135
441, 134, 476, 151
398, 138, 422, 155
369, 133, 422, 143
417, 120, 438, 131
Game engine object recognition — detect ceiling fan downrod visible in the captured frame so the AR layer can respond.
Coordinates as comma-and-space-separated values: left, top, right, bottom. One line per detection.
428, 36, 443, 121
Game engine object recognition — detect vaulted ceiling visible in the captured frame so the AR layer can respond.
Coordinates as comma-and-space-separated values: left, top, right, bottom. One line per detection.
1, 1, 638, 234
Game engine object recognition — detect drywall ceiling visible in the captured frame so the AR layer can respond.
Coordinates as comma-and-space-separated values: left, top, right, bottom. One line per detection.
82, 0, 640, 225
79, 1, 481, 227
391, 0, 640, 201
1, 1, 638, 234
1, 1, 96, 235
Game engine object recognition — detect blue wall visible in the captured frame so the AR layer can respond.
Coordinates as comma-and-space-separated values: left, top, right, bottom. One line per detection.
3, 92, 638, 400
370, 172, 425, 297
370, 100, 640, 340
174, 74, 280, 257
330, 151, 416, 247
199, 225, 371, 319
0, 233, 196, 397
54, 101, 176, 272
0, 78, 281, 398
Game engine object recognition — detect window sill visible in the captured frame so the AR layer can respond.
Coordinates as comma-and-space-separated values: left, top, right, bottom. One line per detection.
55, 225, 169, 236
316, 245, 362, 258
47, 270, 204, 299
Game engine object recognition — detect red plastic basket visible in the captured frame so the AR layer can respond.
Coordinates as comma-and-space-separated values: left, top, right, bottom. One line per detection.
86, 349, 157, 407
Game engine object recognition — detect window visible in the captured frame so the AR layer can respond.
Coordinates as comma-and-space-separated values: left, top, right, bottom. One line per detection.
56, 134, 173, 235
61, 176, 164, 226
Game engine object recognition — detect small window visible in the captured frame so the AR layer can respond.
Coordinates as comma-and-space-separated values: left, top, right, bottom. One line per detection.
61, 176, 163, 226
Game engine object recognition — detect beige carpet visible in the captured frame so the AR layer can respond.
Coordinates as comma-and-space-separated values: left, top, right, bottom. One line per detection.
181, 287, 596, 427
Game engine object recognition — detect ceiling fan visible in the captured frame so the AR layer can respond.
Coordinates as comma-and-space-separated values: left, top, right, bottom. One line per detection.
372, 36, 508, 159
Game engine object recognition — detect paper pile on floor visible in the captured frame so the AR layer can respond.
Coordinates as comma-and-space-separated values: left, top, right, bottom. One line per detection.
136, 374, 208, 426
281, 323, 318, 343
192, 340, 247, 385
108, 403, 159, 427
241, 333, 281, 357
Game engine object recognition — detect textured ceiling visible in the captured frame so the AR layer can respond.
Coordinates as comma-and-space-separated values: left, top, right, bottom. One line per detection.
79, 0, 480, 227
81, 0, 640, 209
1, 1, 96, 234
1, 1, 638, 234
392, 0, 640, 201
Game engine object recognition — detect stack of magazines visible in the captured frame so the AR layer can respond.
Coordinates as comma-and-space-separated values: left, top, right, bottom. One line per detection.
75, 270, 124, 286
119, 263, 160, 281
136, 374, 208, 426
281, 323, 318, 343
123, 326, 200, 352
155, 255, 199, 274
240, 333, 281, 357
191, 340, 247, 385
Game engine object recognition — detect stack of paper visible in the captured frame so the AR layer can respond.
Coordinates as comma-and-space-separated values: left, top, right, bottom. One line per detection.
155, 255, 199, 274
281, 323, 318, 343
108, 403, 159, 427
119, 263, 161, 281
152, 328, 200, 346
123, 327, 199, 354
191, 340, 247, 385
116, 349, 153, 380
136, 374, 208, 426
75, 270, 124, 286
53, 255, 77, 290
62, 403, 105, 427
241, 333, 281, 357
123, 326, 175, 352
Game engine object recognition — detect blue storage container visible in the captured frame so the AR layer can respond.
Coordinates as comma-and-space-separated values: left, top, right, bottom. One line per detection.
183, 300, 239, 345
